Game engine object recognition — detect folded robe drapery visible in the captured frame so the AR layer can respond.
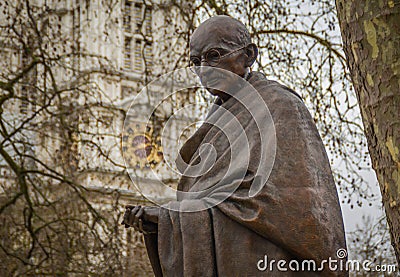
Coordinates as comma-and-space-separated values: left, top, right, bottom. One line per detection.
145, 72, 347, 276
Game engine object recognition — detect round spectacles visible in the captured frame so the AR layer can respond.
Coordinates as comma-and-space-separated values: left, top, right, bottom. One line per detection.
189, 46, 247, 68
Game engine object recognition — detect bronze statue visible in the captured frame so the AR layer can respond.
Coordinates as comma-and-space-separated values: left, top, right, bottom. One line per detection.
122, 15, 347, 276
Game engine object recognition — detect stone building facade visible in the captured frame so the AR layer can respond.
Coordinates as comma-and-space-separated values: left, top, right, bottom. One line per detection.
0, 0, 199, 275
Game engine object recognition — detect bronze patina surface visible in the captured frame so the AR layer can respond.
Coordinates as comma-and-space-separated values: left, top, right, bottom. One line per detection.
122, 16, 347, 276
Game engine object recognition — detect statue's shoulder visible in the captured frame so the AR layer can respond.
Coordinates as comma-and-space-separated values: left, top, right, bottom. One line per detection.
249, 71, 303, 103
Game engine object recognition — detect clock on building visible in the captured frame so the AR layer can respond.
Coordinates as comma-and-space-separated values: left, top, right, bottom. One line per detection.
122, 121, 163, 170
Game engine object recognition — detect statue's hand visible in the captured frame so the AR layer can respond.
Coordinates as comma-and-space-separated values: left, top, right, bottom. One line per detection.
121, 205, 159, 234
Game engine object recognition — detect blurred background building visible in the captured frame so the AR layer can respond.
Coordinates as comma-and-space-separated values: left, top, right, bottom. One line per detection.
0, 0, 200, 275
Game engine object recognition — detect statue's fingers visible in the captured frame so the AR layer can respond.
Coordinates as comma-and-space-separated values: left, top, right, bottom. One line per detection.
131, 205, 140, 215
127, 206, 140, 226
122, 208, 131, 225
125, 205, 135, 210
136, 207, 144, 219
133, 207, 144, 230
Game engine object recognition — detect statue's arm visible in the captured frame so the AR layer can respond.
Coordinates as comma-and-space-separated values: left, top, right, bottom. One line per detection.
122, 206, 162, 276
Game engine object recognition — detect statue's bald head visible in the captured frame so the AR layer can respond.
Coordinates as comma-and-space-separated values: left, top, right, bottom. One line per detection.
190, 16, 252, 55
189, 16, 258, 101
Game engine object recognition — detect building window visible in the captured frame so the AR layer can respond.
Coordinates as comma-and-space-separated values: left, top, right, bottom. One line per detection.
134, 39, 142, 72
124, 37, 132, 70
123, 1, 132, 33
20, 52, 31, 114
134, 2, 143, 33
145, 7, 152, 35
122, 1, 152, 73
144, 42, 153, 71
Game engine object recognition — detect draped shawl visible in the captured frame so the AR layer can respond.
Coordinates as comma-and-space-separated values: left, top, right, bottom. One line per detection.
144, 72, 347, 276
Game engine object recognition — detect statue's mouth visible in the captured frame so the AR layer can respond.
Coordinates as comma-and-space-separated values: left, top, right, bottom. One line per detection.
201, 73, 226, 88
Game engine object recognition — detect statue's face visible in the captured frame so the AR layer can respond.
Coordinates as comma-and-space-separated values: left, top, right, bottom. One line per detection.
190, 27, 249, 101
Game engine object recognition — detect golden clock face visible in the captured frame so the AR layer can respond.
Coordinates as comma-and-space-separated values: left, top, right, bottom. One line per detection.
122, 122, 163, 170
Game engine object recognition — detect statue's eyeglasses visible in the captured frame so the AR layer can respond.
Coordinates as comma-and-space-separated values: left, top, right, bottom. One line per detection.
189, 46, 247, 68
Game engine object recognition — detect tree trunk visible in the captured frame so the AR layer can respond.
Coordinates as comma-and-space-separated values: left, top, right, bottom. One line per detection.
335, 0, 400, 263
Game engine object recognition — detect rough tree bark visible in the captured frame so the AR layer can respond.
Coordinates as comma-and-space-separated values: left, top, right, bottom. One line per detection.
335, 0, 400, 263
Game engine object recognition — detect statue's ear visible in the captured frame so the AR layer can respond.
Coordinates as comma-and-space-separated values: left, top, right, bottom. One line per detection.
245, 43, 258, 67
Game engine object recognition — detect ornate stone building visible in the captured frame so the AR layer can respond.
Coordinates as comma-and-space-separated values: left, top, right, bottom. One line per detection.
0, 0, 199, 275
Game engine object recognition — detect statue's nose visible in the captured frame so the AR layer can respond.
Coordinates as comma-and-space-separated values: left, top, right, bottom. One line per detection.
200, 59, 209, 67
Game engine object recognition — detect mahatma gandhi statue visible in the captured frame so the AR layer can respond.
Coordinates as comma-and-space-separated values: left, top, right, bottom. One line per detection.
122, 15, 347, 276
